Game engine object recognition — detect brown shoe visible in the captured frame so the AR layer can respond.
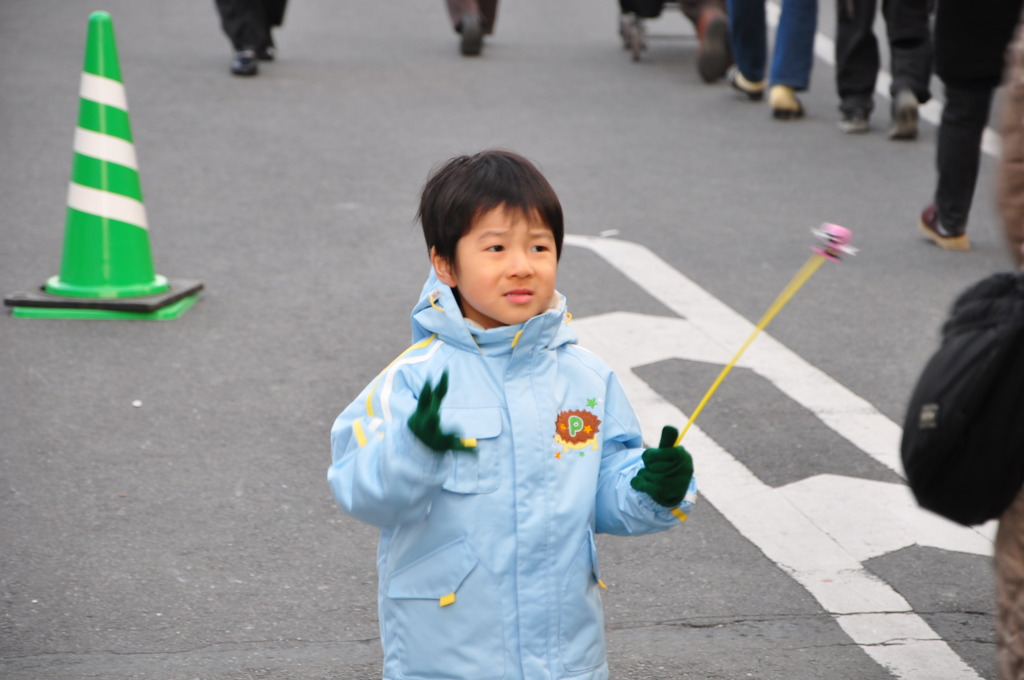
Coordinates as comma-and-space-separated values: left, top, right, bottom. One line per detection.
695, 7, 732, 83
919, 204, 970, 250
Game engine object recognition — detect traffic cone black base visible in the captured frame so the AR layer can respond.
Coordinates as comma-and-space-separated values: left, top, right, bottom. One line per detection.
5, 279, 203, 320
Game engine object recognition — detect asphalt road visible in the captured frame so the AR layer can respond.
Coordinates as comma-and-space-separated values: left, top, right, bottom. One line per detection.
0, 1, 1014, 679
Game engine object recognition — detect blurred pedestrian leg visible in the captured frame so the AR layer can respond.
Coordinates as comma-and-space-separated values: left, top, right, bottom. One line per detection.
919, 0, 1022, 249
445, 0, 498, 56
834, 0, 931, 136
682, 0, 734, 82
214, 0, 288, 76
727, 0, 817, 118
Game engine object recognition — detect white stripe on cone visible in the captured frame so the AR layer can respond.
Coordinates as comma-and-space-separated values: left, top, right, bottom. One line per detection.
67, 182, 148, 229
79, 72, 128, 111
73, 127, 138, 169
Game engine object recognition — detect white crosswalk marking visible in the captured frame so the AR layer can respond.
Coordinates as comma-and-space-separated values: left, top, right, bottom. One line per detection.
567, 234, 994, 680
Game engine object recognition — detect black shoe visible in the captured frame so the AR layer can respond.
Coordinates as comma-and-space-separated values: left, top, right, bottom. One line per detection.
257, 45, 276, 61
838, 108, 870, 134
459, 13, 483, 56
231, 49, 258, 76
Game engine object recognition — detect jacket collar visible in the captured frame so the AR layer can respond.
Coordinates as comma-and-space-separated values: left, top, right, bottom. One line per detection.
410, 269, 576, 354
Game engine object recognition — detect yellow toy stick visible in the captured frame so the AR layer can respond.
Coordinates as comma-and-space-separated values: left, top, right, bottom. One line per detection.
675, 224, 855, 446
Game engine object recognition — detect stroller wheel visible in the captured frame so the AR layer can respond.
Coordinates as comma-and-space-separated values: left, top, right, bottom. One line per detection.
619, 13, 631, 49
620, 14, 645, 61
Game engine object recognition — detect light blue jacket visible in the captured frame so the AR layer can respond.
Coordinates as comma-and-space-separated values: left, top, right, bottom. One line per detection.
328, 272, 696, 680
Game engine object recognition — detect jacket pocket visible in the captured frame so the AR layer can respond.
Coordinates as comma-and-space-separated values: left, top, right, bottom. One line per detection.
439, 407, 502, 494
559, 529, 606, 673
385, 536, 506, 680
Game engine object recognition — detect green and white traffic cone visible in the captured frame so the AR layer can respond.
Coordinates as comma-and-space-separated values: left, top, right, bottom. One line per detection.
4, 11, 201, 320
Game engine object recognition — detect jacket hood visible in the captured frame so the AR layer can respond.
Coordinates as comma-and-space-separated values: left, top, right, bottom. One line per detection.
410, 269, 577, 353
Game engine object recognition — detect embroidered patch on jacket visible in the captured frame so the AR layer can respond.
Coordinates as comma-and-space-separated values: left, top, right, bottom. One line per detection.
554, 407, 601, 458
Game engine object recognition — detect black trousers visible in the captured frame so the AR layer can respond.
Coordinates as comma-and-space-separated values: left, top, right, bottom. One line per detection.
934, 85, 993, 232
834, 0, 931, 114
215, 0, 288, 51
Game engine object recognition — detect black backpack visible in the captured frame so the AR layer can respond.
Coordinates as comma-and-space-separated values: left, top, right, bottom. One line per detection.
900, 272, 1024, 526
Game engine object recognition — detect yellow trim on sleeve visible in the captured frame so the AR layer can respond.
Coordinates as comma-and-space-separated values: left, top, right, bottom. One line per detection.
671, 508, 689, 523
365, 383, 377, 418
365, 335, 438, 418
460, 438, 477, 448
353, 418, 367, 448
598, 579, 608, 590
439, 592, 456, 607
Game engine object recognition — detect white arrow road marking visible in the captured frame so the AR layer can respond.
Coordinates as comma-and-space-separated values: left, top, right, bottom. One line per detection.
566, 235, 994, 680
781, 475, 994, 561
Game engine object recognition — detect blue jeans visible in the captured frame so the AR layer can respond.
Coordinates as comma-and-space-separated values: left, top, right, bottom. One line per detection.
727, 0, 818, 90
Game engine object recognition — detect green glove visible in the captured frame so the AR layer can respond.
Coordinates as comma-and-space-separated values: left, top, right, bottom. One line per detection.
630, 425, 694, 507
407, 371, 476, 454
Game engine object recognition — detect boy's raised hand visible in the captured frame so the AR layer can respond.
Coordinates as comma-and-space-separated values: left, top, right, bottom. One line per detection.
630, 425, 693, 507
407, 371, 476, 454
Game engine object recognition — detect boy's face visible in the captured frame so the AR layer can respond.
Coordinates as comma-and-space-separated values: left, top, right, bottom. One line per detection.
432, 205, 558, 329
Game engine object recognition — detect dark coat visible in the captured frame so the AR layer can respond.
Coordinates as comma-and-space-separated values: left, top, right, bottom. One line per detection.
933, 0, 1023, 87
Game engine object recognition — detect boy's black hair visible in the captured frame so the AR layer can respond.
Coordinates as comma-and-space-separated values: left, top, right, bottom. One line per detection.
417, 149, 564, 264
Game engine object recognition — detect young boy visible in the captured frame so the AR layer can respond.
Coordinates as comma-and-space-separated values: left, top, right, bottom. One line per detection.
328, 149, 696, 680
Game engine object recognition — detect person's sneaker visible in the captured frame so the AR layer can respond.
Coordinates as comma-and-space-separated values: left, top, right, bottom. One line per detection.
838, 108, 870, 134
919, 203, 970, 250
459, 12, 483, 56
257, 45, 276, 61
727, 66, 765, 101
769, 85, 804, 119
231, 49, 258, 76
889, 88, 919, 140
696, 8, 732, 83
